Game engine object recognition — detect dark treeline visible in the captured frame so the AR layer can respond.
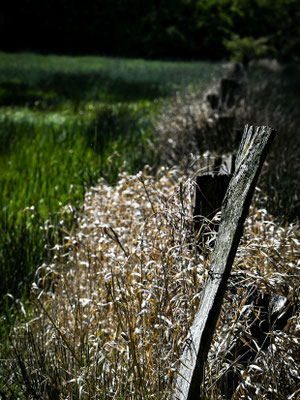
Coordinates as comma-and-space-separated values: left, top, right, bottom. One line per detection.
1, 0, 299, 60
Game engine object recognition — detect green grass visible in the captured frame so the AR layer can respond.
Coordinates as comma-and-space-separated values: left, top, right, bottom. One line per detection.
0, 103, 155, 303
0, 52, 225, 108
0, 52, 226, 305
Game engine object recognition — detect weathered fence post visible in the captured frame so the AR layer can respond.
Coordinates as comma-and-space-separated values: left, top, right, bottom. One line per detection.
220, 78, 238, 108
173, 125, 276, 400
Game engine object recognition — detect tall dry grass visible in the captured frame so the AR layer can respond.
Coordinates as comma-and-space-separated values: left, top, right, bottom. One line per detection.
239, 63, 300, 222
156, 61, 300, 221
2, 166, 299, 399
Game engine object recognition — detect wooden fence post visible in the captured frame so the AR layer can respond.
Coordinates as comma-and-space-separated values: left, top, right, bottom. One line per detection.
173, 125, 276, 400
220, 78, 239, 109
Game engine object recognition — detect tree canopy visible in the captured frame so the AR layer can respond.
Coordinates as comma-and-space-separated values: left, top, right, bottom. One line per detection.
1, 0, 299, 60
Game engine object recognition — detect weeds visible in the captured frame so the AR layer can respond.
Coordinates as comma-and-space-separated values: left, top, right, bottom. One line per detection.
155, 60, 300, 222
2, 168, 299, 399
240, 62, 300, 221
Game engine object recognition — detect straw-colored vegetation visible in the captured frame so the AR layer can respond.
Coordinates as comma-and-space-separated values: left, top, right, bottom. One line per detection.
4, 167, 299, 399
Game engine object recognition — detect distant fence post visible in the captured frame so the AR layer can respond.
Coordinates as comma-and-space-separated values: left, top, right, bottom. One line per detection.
220, 77, 241, 109
173, 125, 276, 400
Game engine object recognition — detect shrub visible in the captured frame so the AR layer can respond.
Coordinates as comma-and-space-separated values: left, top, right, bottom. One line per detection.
224, 35, 274, 67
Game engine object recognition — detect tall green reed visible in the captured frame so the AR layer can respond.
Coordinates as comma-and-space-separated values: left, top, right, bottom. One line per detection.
0, 103, 155, 304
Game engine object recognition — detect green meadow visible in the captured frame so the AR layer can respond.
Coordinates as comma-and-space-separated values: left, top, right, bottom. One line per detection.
0, 52, 225, 305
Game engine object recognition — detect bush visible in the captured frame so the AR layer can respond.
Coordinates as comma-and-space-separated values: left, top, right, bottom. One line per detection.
224, 34, 274, 66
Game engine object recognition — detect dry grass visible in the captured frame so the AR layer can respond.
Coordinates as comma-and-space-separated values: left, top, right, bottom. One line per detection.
155, 83, 234, 173
234, 63, 300, 222
3, 166, 299, 399
156, 62, 300, 221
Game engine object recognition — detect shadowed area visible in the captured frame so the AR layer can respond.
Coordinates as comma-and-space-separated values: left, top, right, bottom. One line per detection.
0, 71, 171, 109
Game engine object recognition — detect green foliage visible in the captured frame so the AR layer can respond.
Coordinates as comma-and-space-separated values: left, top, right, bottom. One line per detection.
1, 0, 298, 60
224, 34, 273, 65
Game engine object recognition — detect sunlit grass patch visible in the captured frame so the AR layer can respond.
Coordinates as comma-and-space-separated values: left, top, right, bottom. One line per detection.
0, 101, 156, 304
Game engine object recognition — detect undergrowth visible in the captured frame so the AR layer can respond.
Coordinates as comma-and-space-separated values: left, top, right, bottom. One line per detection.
1, 167, 299, 398
156, 61, 300, 222
241, 62, 300, 221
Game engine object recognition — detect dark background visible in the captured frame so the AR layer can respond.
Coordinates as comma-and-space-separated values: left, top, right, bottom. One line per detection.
1, 0, 299, 60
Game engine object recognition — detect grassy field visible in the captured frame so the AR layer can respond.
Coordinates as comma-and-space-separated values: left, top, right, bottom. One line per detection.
0, 52, 226, 107
0, 52, 226, 308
